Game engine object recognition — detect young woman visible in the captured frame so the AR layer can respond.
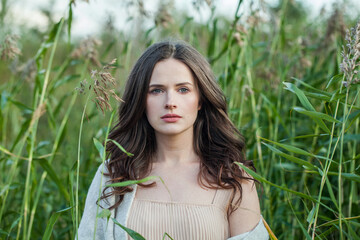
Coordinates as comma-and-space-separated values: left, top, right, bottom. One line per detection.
78, 40, 269, 240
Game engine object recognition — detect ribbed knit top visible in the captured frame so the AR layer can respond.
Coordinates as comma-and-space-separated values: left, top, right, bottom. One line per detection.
127, 189, 232, 240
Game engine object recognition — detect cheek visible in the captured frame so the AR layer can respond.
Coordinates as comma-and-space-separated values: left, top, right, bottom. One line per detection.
145, 97, 157, 120
184, 96, 201, 118
190, 95, 201, 111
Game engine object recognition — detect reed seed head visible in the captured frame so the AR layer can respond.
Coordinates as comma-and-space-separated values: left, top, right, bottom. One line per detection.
246, 14, 260, 28
18, 59, 37, 85
75, 58, 123, 115
71, 37, 102, 66
325, 7, 346, 44
340, 20, 360, 88
137, 0, 149, 17
155, 4, 173, 28
205, 0, 212, 7
0, 35, 21, 60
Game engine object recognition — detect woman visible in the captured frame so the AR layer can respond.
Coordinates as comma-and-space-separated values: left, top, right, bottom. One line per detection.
78, 40, 269, 240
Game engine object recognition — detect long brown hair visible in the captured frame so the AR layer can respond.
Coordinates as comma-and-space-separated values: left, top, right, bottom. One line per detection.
102, 40, 255, 213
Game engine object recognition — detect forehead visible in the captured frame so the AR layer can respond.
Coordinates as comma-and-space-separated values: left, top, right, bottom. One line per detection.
149, 58, 195, 85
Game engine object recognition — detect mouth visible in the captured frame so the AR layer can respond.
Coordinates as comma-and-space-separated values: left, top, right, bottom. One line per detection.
161, 114, 181, 122
161, 114, 181, 119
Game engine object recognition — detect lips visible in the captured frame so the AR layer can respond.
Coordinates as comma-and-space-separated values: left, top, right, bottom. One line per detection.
161, 114, 181, 123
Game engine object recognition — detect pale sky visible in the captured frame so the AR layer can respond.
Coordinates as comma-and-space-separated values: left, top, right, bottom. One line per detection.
7, 0, 360, 38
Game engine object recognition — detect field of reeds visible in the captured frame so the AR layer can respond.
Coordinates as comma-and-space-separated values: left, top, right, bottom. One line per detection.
0, 0, 359, 239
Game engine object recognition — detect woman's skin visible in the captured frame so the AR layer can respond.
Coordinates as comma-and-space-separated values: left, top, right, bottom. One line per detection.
135, 58, 261, 236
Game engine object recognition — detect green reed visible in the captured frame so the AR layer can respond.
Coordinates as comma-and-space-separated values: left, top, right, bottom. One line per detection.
0, 0, 359, 239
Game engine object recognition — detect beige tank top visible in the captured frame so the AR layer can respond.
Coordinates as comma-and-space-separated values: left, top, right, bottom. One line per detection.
127, 189, 232, 240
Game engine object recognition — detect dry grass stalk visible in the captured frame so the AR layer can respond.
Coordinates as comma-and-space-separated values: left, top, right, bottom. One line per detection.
242, 84, 254, 100
71, 37, 102, 66
17, 59, 37, 85
71, 0, 89, 6
76, 59, 123, 115
0, 35, 21, 60
246, 10, 262, 28
155, 4, 173, 28
340, 21, 360, 88
324, 6, 347, 46
30, 103, 46, 128
233, 25, 248, 47
137, 0, 149, 17
204, 0, 212, 7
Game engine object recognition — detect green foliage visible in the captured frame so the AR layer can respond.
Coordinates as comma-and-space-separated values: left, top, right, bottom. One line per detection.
112, 218, 146, 240
0, 0, 359, 239
42, 207, 72, 240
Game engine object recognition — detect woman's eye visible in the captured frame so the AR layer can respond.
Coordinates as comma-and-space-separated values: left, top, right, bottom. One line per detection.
178, 87, 189, 93
150, 89, 163, 94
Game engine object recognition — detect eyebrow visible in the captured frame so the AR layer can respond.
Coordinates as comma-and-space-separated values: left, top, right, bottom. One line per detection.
149, 82, 193, 87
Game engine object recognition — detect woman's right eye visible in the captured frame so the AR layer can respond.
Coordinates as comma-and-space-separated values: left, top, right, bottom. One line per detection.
149, 88, 163, 94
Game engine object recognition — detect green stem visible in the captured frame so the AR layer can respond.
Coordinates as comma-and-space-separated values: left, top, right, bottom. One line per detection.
310, 76, 344, 238
0, 0, 8, 27
75, 93, 90, 240
21, 18, 64, 240
337, 88, 350, 240
93, 111, 116, 240
348, 85, 359, 217
26, 92, 77, 238
339, 88, 359, 235
267, 0, 288, 67
311, 80, 359, 238
244, 37, 264, 170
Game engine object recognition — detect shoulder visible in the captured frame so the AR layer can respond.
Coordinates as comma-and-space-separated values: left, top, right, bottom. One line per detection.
94, 162, 110, 179
90, 161, 112, 183
228, 177, 261, 236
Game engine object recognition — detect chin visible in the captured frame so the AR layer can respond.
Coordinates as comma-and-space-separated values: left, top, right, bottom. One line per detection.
157, 130, 183, 136
155, 127, 193, 137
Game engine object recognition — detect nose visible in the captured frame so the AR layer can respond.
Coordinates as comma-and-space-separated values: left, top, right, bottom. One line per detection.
165, 103, 176, 109
164, 91, 177, 109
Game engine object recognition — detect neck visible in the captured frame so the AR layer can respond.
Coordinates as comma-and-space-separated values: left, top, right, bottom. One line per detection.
154, 131, 199, 165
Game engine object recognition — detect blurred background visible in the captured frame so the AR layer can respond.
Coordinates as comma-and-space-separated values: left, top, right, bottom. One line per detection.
0, 0, 359, 239
7, 0, 360, 37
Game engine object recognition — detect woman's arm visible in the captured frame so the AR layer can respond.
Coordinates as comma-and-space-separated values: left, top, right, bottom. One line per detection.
228, 179, 262, 236
228, 177, 269, 239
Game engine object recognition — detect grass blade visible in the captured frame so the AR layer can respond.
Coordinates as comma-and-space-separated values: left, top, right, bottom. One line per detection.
106, 139, 134, 157
260, 137, 326, 159
93, 138, 104, 159
283, 82, 315, 111
42, 207, 72, 240
262, 142, 316, 170
162, 232, 175, 240
112, 218, 146, 240
286, 193, 312, 240
235, 162, 317, 202
293, 107, 341, 123
36, 158, 70, 201
106, 176, 159, 188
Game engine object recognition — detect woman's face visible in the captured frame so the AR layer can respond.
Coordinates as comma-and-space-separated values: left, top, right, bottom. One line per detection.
146, 58, 201, 137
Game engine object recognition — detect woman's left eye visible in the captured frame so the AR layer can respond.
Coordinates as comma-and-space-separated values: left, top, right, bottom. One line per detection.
178, 87, 189, 93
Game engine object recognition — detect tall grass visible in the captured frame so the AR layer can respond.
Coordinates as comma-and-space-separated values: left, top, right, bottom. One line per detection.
0, 0, 359, 239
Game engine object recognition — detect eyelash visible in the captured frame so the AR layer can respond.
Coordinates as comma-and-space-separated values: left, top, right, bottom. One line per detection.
149, 89, 163, 94
178, 87, 189, 93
